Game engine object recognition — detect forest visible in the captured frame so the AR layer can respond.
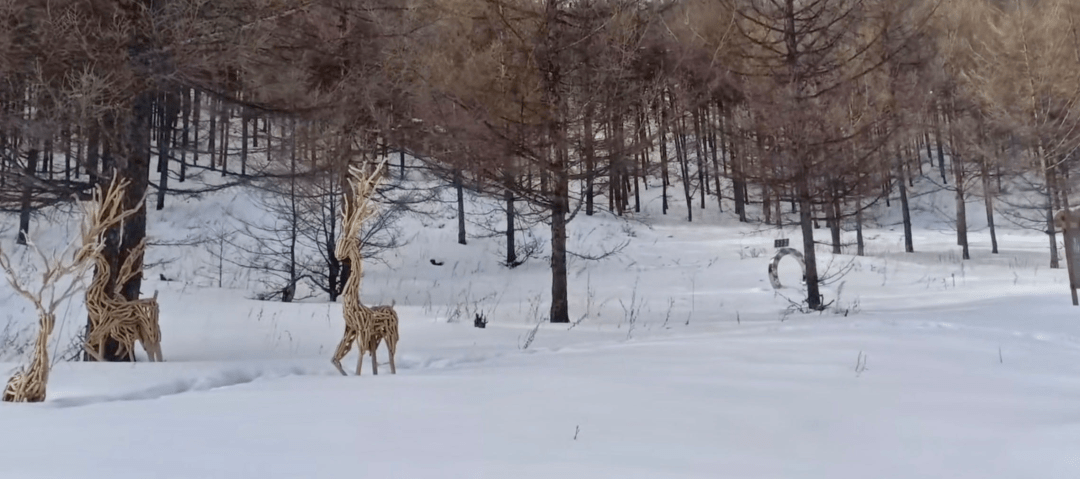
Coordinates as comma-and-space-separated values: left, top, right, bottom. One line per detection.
2, 0, 1079, 348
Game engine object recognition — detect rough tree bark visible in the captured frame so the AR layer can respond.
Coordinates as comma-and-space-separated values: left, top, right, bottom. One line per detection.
897, 152, 914, 253
17, 148, 38, 245
657, 102, 670, 215
583, 102, 595, 216
455, 168, 466, 245
953, 147, 970, 260
505, 173, 516, 267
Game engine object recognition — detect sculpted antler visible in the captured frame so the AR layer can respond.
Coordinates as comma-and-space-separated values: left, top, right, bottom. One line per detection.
74, 174, 140, 265
335, 159, 388, 265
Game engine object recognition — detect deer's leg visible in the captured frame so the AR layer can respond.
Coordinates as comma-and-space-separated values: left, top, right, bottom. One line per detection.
83, 343, 105, 363
370, 343, 379, 376
332, 358, 348, 377
143, 341, 161, 362
332, 328, 356, 376
125, 337, 137, 362
388, 340, 396, 374
354, 342, 365, 376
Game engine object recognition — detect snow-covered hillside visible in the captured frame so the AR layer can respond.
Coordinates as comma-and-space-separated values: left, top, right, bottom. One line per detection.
0, 163, 1078, 479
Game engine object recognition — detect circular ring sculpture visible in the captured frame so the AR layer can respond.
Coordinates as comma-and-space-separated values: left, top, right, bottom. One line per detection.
768, 247, 806, 290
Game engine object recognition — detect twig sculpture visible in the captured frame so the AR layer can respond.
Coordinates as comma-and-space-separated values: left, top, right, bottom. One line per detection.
84, 236, 163, 363
365, 304, 399, 375
1, 311, 54, 403
331, 160, 399, 376
1, 176, 138, 402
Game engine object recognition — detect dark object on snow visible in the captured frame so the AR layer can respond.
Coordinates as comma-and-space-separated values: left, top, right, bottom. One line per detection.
159, 274, 173, 282
430, 259, 444, 266
281, 282, 296, 303
474, 312, 487, 329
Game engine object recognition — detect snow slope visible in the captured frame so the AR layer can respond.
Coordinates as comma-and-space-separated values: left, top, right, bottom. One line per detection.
0, 165, 1078, 478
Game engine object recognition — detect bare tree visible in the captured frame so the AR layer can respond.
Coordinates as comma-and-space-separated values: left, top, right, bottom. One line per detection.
944, 0, 1080, 267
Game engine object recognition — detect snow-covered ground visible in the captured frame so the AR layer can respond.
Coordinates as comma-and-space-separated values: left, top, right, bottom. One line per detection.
0, 165, 1078, 478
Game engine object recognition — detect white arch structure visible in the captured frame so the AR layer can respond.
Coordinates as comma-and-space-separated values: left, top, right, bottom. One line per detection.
767, 247, 806, 290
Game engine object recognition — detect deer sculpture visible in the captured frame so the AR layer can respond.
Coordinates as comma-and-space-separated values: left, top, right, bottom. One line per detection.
331, 160, 400, 376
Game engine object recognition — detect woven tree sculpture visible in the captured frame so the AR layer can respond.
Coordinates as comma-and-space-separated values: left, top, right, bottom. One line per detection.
1, 176, 139, 402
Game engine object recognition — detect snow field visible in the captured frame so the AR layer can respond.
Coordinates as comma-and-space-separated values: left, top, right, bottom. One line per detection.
0, 169, 1077, 478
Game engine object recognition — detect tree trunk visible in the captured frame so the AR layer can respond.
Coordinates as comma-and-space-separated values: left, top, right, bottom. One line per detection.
934, 111, 947, 184
693, 109, 706, 209
550, 165, 570, 324
798, 173, 823, 311
156, 92, 177, 211
658, 103, 670, 215
455, 169, 466, 245
241, 108, 248, 175
74, 127, 83, 179
505, 175, 516, 267
1043, 145, 1061, 268
44, 140, 53, 180
731, 132, 747, 222
953, 150, 970, 260
208, 96, 217, 170
548, 103, 571, 323
117, 93, 152, 322
64, 128, 72, 181
775, 187, 782, 228
542, 0, 569, 324
179, 88, 190, 183
220, 105, 229, 175
898, 155, 914, 253
612, 109, 627, 216
635, 111, 643, 193
583, 103, 595, 216
855, 196, 865, 256
924, 131, 933, 168
87, 126, 100, 184
634, 110, 644, 213
327, 196, 340, 302
671, 100, 693, 222
828, 187, 841, 254
284, 119, 299, 303
981, 158, 998, 255
191, 89, 200, 167
710, 109, 724, 213
17, 148, 37, 245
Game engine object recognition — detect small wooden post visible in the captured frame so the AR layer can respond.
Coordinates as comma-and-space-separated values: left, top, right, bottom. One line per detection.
1055, 209, 1080, 305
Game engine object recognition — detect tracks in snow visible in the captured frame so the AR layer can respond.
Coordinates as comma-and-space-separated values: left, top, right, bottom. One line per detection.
47, 367, 326, 408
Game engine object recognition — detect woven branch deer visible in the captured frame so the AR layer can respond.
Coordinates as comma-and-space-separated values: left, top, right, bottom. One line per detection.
331, 160, 399, 376
1, 176, 140, 402
83, 235, 163, 363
